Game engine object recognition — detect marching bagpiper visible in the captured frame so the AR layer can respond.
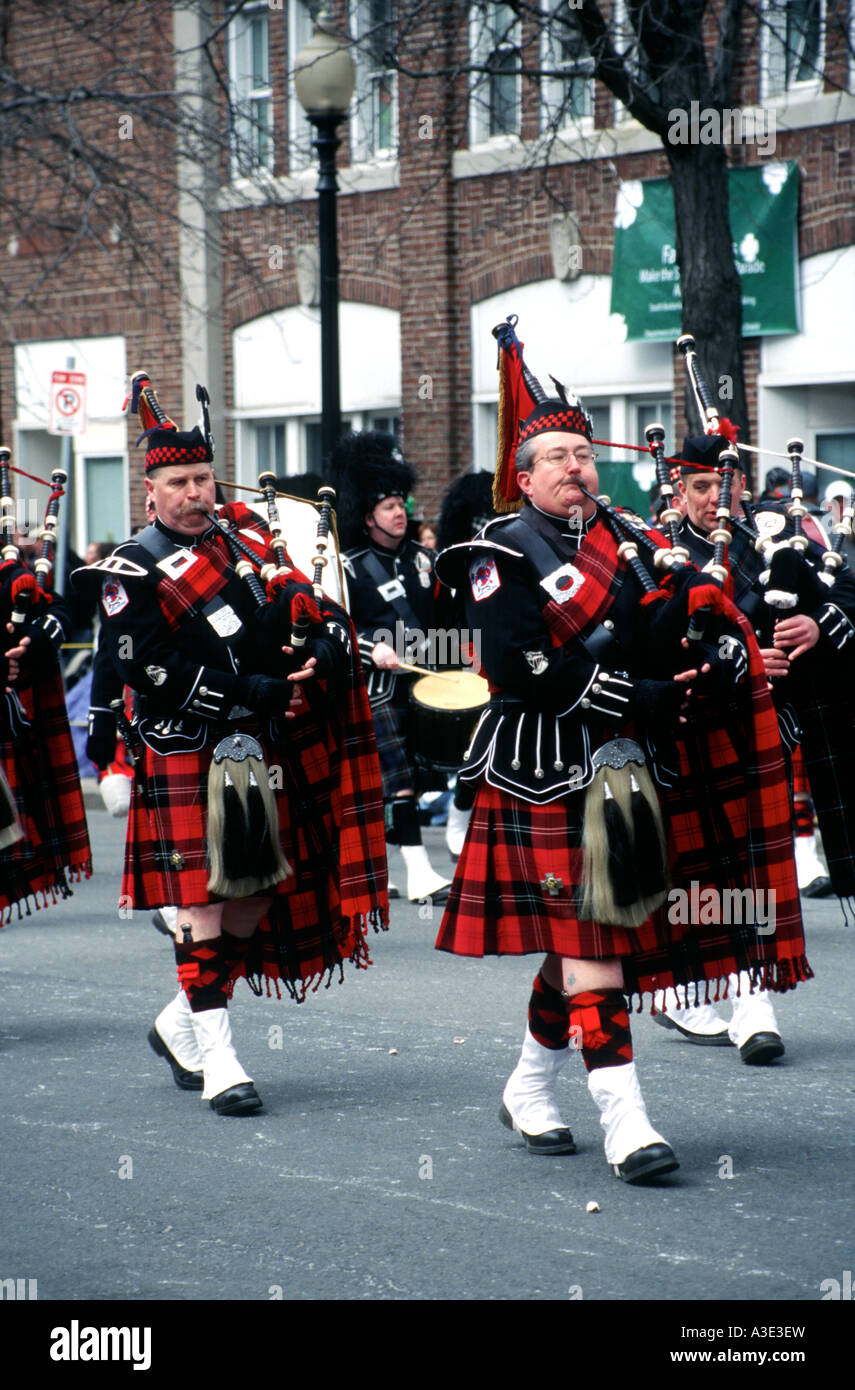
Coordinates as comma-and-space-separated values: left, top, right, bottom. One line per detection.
432, 318, 811, 1183
73, 375, 387, 1116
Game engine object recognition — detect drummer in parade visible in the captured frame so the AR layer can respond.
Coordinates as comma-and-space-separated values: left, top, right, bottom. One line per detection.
334, 430, 455, 904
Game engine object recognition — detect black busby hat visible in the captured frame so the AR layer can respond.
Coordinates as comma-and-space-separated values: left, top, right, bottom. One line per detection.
331, 430, 416, 549
274, 471, 326, 501
437, 471, 496, 550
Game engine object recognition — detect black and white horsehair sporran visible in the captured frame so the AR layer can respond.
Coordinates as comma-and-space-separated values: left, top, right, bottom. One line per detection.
581, 738, 669, 929
206, 732, 291, 898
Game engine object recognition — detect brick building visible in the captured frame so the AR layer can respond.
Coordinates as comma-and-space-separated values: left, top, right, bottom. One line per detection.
2, 0, 853, 552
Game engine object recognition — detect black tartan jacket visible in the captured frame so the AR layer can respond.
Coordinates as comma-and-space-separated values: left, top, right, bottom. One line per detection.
436, 503, 689, 805
73, 516, 352, 752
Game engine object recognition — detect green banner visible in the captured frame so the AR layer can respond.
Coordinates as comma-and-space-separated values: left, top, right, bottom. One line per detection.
610, 162, 799, 341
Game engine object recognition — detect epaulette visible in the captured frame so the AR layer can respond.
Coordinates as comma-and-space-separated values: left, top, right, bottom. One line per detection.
434, 524, 526, 589
70, 547, 150, 594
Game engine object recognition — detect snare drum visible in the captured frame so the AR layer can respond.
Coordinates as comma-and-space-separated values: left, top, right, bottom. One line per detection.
409, 669, 490, 775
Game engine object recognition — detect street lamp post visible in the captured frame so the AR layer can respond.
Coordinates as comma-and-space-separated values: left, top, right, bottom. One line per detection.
294, 11, 355, 467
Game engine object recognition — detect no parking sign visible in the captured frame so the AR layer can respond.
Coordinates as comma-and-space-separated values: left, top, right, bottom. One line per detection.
48, 370, 87, 435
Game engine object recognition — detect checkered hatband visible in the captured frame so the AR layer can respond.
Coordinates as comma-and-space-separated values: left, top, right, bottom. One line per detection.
145, 426, 211, 474
519, 400, 593, 446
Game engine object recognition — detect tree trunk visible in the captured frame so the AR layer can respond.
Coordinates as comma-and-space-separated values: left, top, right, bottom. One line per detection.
666, 142, 749, 447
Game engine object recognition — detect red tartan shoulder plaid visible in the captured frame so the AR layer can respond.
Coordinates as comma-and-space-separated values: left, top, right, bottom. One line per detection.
1, 668, 91, 923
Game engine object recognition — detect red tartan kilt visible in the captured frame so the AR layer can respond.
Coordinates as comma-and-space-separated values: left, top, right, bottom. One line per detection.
122, 728, 374, 996
1, 676, 91, 920
435, 783, 680, 961
123, 732, 322, 909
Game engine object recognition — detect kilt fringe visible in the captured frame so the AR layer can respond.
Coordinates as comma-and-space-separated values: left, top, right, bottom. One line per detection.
227, 906, 387, 1003
636, 954, 815, 1015
0, 874, 82, 926
1, 665, 92, 924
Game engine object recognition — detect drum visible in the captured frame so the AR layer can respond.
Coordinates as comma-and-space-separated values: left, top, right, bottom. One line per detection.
409, 669, 490, 775
248, 493, 347, 609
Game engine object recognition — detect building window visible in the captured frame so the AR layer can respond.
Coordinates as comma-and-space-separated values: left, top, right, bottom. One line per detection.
84, 456, 127, 546
254, 423, 288, 476
540, 3, 594, 129
611, 0, 662, 124
469, 3, 521, 144
289, 0, 323, 172
630, 400, 674, 498
763, 0, 824, 97
350, 0, 397, 162
228, 2, 274, 177
815, 431, 855, 507
240, 412, 400, 485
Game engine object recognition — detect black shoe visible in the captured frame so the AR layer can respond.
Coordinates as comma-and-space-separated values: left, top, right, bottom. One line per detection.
407, 886, 452, 905
651, 1011, 733, 1046
499, 1103, 576, 1155
801, 875, 832, 899
739, 1031, 785, 1065
613, 1142, 679, 1184
151, 910, 174, 937
147, 1027, 203, 1091
210, 1082, 264, 1116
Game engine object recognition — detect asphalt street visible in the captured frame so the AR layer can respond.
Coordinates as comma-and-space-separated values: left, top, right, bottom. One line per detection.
1, 794, 853, 1308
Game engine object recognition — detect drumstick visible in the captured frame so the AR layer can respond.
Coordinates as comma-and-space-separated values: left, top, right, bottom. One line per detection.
395, 662, 463, 682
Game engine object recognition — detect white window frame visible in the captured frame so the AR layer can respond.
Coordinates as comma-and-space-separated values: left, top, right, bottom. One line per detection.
610, 0, 664, 127
235, 410, 400, 487
539, 0, 594, 132
227, 1, 274, 180
349, 0, 398, 165
288, 0, 321, 174
468, 2, 522, 148
760, 0, 825, 102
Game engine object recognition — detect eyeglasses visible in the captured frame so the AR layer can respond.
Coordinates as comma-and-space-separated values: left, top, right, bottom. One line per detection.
534, 448, 597, 467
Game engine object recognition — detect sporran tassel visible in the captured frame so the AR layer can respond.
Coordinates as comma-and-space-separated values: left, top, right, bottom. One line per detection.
206, 734, 291, 898
581, 740, 668, 927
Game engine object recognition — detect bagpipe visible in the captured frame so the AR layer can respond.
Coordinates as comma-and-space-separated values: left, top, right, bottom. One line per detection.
0, 442, 66, 636
127, 369, 349, 899
491, 317, 728, 928
675, 339, 851, 615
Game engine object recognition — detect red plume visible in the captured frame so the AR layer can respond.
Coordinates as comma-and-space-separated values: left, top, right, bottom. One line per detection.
127, 372, 177, 435
715, 417, 740, 444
